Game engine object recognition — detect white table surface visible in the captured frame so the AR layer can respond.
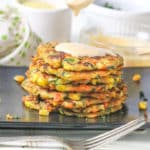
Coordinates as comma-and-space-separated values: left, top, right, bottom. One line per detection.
1, 0, 150, 149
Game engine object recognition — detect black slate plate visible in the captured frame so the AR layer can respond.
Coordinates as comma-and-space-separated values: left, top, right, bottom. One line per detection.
0, 66, 149, 130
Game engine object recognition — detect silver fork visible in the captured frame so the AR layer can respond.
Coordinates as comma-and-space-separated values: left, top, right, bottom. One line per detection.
0, 117, 146, 150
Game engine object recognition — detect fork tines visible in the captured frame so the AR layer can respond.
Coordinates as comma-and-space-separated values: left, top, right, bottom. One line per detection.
84, 117, 146, 150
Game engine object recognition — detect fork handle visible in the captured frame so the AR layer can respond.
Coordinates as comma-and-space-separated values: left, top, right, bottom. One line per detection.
0, 136, 72, 149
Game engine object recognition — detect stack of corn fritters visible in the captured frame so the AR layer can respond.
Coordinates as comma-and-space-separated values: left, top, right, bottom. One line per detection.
21, 42, 127, 118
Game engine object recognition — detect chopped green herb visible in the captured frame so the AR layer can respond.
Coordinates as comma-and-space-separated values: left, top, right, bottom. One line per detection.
95, 75, 100, 79
103, 2, 121, 10
139, 91, 148, 101
139, 91, 145, 99
103, 2, 114, 9
37, 95, 44, 103
144, 98, 148, 102
83, 62, 94, 69
59, 109, 64, 115
64, 58, 79, 65
13, 116, 21, 120
54, 79, 64, 85
107, 66, 114, 70
61, 72, 70, 78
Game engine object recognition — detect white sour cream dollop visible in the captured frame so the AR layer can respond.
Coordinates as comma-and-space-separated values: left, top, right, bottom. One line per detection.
55, 42, 116, 57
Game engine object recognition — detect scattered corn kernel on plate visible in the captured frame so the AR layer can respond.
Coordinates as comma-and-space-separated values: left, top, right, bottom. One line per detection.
0, 66, 149, 130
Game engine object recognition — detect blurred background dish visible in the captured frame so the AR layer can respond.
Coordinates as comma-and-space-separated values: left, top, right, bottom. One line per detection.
0, 6, 41, 66
79, 0, 150, 67
0, 7, 26, 58
15, 0, 72, 42
1, 0, 150, 67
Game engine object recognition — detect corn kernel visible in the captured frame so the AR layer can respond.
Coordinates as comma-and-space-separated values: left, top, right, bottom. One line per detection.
32, 73, 39, 82
108, 77, 114, 83
52, 101, 59, 106
37, 78, 48, 87
63, 63, 72, 70
14, 75, 25, 83
24, 100, 31, 108
108, 83, 113, 89
39, 109, 49, 116
92, 79, 97, 85
138, 101, 147, 110
69, 93, 80, 101
96, 62, 104, 69
132, 74, 141, 82
56, 85, 66, 92
76, 101, 83, 108
24, 101, 39, 110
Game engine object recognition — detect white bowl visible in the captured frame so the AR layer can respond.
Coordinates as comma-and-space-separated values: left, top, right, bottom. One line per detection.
14, 0, 72, 42
81, 0, 150, 37
93, 0, 150, 15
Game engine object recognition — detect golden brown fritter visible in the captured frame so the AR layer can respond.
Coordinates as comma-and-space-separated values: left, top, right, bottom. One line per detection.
27, 68, 122, 86
59, 105, 123, 118
23, 77, 123, 93
22, 79, 127, 101
20, 41, 127, 118
22, 94, 125, 118
22, 95, 54, 113
36, 42, 123, 71
60, 96, 126, 110
29, 58, 123, 83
